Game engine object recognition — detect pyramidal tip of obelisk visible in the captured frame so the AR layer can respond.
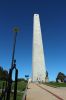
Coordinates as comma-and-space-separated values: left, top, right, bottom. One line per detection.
32, 14, 47, 82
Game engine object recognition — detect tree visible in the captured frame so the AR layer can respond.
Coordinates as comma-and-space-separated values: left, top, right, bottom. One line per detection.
2, 70, 8, 81
0, 66, 3, 80
56, 72, 65, 82
0, 66, 9, 81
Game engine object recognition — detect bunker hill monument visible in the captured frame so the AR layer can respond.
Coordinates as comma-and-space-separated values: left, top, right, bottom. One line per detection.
32, 14, 46, 82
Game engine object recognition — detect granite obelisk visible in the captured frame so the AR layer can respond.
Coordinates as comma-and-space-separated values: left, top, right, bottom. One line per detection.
32, 14, 46, 82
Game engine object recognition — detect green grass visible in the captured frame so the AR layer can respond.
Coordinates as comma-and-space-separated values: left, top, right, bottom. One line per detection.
10, 92, 24, 100
17, 93, 24, 100
0, 81, 6, 89
44, 82, 66, 87
11, 80, 27, 100
0, 80, 27, 100
12, 80, 27, 91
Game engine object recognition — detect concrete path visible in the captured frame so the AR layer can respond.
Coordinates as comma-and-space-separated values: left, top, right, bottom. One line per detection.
26, 83, 66, 100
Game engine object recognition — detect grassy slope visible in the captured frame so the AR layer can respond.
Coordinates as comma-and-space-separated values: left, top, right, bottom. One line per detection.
12, 81, 27, 91
44, 82, 66, 87
0, 80, 27, 100
12, 80, 27, 100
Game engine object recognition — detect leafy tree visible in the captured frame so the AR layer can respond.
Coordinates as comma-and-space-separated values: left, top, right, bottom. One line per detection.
0, 66, 3, 80
56, 72, 65, 82
0, 66, 8, 81
2, 70, 8, 81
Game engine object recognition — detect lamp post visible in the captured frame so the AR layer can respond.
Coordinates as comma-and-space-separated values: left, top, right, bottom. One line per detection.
6, 27, 19, 100
11, 27, 19, 69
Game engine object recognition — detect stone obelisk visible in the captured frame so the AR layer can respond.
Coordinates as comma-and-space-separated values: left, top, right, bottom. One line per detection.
32, 14, 46, 82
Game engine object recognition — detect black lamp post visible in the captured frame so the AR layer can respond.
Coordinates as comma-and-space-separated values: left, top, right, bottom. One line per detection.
11, 28, 18, 68
6, 27, 19, 100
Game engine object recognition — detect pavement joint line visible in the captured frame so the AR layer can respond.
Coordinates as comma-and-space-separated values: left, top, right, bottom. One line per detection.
36, 84, 64, 100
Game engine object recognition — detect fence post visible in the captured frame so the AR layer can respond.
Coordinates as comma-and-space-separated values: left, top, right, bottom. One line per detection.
6, 69, 12, 100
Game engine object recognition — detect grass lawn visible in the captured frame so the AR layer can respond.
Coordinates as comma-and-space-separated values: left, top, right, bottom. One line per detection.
0, 81, 6, 89
0, 80, 27, 100
11, 80, 27, 100
12, 80, 27, 91
10, 92, 24, 100
44, 82, 66, 87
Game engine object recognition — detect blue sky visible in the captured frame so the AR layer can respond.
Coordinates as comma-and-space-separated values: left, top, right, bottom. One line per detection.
0, 0, 66, 81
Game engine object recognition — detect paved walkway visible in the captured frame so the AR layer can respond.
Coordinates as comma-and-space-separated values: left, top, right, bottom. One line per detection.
26, 83, 66, 100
